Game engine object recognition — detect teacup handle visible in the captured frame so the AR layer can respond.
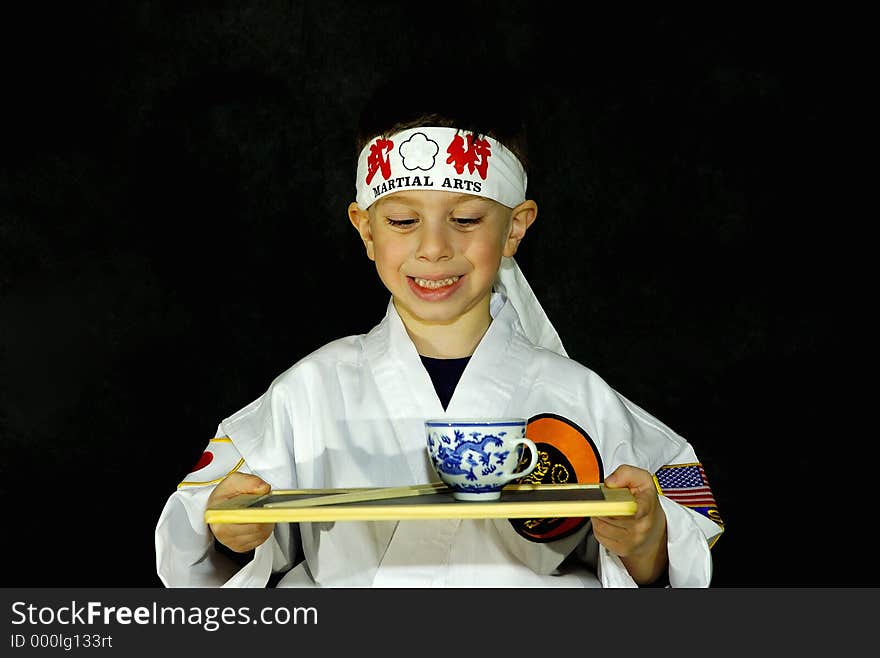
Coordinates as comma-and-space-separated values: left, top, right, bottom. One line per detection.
498, 437, 539, 485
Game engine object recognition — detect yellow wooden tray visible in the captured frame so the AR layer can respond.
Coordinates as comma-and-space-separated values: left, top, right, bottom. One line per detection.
205, 483, 637, 524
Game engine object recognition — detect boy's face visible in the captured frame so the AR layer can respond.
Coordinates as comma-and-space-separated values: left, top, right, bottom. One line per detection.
349, 190, 536, 330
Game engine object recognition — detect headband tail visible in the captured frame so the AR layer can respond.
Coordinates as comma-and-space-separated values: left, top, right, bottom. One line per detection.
494, 257, 567, 358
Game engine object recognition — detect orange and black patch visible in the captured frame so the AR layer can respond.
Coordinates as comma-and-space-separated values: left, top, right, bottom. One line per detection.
510, 413, 604, 543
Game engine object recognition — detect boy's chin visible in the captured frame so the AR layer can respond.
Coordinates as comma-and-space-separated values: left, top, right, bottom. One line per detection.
398, 302, 459, 323
394, 294, 491, 326
392, 297, 458, 321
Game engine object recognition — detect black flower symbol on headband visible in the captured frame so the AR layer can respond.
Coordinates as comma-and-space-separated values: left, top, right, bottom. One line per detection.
399, 133, 439, 171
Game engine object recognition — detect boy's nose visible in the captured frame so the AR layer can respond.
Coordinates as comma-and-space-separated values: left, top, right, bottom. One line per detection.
415, 224, 454, 262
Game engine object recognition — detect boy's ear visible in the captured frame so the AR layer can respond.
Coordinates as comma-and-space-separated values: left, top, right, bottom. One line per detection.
348, 202, 375, 261
503, 200, 538, 257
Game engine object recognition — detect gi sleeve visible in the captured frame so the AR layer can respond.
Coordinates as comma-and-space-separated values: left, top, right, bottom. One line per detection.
154, 431, 295, 587
595, 395, 725, 588
590, 444, 724, 587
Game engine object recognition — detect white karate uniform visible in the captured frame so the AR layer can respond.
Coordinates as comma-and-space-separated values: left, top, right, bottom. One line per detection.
155, 259, 722, 588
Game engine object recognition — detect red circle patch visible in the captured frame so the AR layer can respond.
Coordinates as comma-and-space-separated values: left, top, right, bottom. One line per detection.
510, 414, 604, 543
192, 451, 214, 472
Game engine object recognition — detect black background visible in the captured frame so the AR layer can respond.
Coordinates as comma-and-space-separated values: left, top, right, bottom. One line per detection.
0, 2, 868, 587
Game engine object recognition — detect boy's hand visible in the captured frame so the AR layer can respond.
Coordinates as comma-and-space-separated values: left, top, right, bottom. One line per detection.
593, 465, 668, 585
207, 473, 275, 553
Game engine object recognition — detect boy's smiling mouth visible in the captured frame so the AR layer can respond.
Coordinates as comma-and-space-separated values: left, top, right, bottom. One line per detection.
406, 274, 465, 299
410, 275, 461, 290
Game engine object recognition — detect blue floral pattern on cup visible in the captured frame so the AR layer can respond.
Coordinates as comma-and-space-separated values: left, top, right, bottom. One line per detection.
426, 420, 538, 500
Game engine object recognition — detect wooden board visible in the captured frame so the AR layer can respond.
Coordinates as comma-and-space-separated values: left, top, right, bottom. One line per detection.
205, 483, 637, 524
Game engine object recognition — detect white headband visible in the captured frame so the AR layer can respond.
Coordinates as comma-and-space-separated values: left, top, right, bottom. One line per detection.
355, 126, 527, 209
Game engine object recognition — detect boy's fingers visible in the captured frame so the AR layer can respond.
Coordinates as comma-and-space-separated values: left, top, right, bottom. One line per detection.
210, 522, 274, 546
225, 526, 273, 545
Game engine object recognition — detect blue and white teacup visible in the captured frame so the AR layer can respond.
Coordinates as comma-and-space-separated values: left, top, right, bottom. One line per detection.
425, 418, 538, 501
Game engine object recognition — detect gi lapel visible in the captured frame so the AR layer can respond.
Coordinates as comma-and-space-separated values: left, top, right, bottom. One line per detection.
445, 293, 533, 419
370, 294, 539, 587
363, 297, 445, 483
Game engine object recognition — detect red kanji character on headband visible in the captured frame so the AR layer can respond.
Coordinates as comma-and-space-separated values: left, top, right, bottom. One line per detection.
365, 137, 394, 183
446, 133, 491, 179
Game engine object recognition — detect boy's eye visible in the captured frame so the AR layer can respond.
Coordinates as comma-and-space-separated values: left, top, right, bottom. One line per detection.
452, 217, 482, 226
386, 218, 417, 228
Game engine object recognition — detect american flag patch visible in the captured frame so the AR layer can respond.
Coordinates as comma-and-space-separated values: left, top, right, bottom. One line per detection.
655, 463, 718, 510
655, 463, 724, 546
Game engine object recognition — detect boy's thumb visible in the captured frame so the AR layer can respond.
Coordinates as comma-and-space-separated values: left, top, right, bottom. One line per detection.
604, 470, 622, 488
227, 473, 271, 495
603, 464, 640, 489
244, 475, 272, 494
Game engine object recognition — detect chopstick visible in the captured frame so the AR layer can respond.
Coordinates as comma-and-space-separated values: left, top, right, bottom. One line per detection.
262, 482, 449, 509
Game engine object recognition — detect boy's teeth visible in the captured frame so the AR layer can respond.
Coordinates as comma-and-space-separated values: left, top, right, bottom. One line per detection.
413, 275, 460, 289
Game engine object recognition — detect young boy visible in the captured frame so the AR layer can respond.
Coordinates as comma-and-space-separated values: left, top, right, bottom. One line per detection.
155, 77, 723, 588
